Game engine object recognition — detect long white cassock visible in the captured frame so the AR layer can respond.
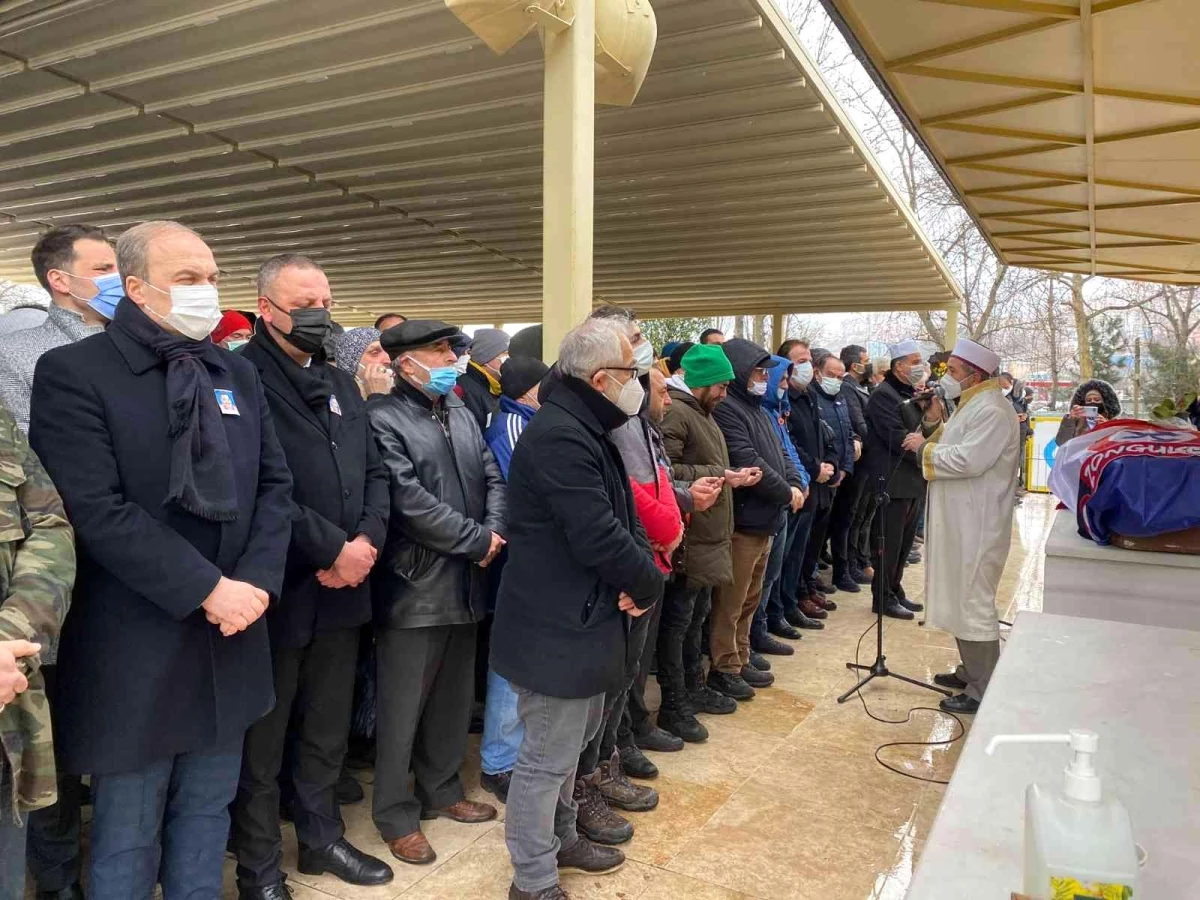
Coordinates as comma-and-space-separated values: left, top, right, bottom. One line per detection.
920, 379, 1021, 642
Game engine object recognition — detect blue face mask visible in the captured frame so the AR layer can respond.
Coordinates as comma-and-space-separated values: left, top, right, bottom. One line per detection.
88, 272, 124, 321
407, 357, 458, 396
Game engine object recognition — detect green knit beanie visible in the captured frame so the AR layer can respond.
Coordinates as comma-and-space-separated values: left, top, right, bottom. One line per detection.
681, 343, 735, 389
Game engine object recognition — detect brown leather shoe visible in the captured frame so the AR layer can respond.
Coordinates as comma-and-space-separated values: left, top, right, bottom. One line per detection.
386, 830, 436, 865
424, 798, 497, 824
798, 596, 828, 619
813, 593, 838, 611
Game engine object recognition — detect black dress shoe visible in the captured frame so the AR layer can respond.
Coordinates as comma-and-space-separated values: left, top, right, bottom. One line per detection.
851, 567, 873, 585
748, 650, 771, 671
740, 664, 775, 688
336, 770, 364, 804
907, 549, 922, 564
768, 619, 803, 641
812, 577, 836, 594
481, 770, 511, 804
239, 882, 294, 900
939, 693, 980, 714
618, 743, 659, 779
785, 607, 825, 630
876, 601, 915, 620
833, 577, 861, 593
37, 885, 86, 900
298, 837, 395, 886
898, 596, 924, 613
752, 634, 795, 656
934, 672, 968, 690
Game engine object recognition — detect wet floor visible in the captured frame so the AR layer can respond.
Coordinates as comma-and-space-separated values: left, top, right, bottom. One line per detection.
205, 494, 1057, 900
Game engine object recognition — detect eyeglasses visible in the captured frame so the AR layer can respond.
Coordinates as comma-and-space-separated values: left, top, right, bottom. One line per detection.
596, 366, 638, 380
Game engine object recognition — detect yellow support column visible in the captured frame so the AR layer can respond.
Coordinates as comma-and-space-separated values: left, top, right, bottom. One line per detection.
944, 306, 958, 349
771, 312, 784, 350
540, 0, 595, 362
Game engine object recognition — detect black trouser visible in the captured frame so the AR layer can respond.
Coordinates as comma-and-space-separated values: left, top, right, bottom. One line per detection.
870, 495, 922, 611
620, 597, 662, 742
801, 498, 835, 591
655, 581, 711, 710
25, 665, 84, 893
231, 627, 358, 888
850, 485, 877, 571
828, 471, 864, 582
578, 611, 651, 776
373, 623, 477, 840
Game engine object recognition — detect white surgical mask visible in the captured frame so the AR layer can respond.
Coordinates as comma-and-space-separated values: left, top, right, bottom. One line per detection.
820, 376, 842, 395
142, 281, 222, 341
790, 361, 814, 388
1002, 386, 1012, 397
748, 380, 768, 397
454, 355, 470, 375
776, 385, 786, 399
906, 363, 929, 385
607, 371, 645, 416
632, 340, 655, 376
940, 374, 964, 400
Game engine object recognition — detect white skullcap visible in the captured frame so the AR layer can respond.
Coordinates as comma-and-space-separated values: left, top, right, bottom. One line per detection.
889, 340, 921, 360
951, 337, 1001, 375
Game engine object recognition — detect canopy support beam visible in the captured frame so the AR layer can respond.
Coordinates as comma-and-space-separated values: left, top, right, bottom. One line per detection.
541, 0, 596, 362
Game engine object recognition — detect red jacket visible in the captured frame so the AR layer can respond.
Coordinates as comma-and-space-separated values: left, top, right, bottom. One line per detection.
629, 464, 683, 574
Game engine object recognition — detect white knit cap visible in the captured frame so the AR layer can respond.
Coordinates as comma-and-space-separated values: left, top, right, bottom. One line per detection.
951, 337, 1001, 375
889, 339, 921, 360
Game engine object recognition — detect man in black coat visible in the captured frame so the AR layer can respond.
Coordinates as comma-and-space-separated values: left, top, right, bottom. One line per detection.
491, 318, 663, 900
836, 344, 875, 587
28, 221, 293, 898
860, 342, 939, 620
229, 255, 393, 896
367, 320, 507, 867
709, 338, 805, 702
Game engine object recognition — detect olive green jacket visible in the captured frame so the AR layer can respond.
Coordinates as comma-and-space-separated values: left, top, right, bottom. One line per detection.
0, 406, 74, 817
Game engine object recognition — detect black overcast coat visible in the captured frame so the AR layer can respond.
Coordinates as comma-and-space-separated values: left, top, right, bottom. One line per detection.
490, 376, 664, 699
241, 334, 390, 651
29, 327, 292, 776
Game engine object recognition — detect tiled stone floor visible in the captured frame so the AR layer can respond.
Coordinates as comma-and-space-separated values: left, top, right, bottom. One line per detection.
205, 495, 1055, 900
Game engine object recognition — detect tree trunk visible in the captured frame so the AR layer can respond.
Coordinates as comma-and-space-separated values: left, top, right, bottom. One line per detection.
1070, 273, 1092, 379
1048, 280, 1061, 410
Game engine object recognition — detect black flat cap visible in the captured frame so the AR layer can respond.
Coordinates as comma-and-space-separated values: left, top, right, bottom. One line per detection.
500, 356, 550, 400
380, 319, 461, 360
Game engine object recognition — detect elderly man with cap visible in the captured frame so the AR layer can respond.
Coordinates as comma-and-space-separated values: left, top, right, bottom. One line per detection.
333, 327, 394, 400
457, 327, 510, 432
213, 309, 253, 351
901, 337, 1020, 714
367, 320, 507, 865
861, 340, 941, 621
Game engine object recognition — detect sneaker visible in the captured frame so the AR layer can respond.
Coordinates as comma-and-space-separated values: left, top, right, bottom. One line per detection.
833, 577, 861, 594
688, 682, 738, 714
480, 770, 511, 804
707, 670, 755, 701
598, 750, 658, 812
633, 726, 683, 754
740, 664, 775, 688
617, 744, 658, 780
557, 835, 626, 876
573, 772, 634, 845
748, 651, 771, 671
752, 634, 794, 656
768, 619, 803, 641
657, 707, 709, 743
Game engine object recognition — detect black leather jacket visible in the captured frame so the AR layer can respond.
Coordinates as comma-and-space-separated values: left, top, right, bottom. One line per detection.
367, 380, 506, 629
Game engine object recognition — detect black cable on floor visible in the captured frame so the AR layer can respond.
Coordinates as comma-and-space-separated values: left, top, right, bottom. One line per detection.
843, 621, 966, 786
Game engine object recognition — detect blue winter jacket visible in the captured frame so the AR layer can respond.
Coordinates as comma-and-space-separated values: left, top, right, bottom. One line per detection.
763, 356, 809, 490
484, 395, 537, 479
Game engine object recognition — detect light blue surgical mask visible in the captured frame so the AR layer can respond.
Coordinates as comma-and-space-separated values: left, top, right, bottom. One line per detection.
406, 356, 458, 396
225, 339, 249, 353
88, 272, 125, 321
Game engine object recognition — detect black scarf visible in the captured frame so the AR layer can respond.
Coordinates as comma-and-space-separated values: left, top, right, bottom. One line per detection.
111, 300, 238, 522
252, 320, 334, 430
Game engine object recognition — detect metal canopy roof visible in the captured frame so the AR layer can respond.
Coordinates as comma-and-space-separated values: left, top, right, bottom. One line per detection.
0, 0, 960, 326
826, 0, 1200, 286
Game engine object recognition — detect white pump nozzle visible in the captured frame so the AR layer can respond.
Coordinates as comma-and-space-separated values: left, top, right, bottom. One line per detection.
986, 729, 1102, 802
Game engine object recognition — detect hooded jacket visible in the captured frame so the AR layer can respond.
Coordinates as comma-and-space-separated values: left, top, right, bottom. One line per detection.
763, 356, 809, 491
1056, 378, 1121, 445
711, 339, 803, 536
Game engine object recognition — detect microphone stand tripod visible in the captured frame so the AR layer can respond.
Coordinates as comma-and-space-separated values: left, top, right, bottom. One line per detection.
837, 472, 951, 704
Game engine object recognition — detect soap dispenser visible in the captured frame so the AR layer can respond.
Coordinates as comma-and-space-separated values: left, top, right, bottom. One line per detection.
986, 730, 1138, 899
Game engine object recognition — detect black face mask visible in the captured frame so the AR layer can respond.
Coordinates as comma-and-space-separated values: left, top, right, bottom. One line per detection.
268, 297, 331, 355
861, 362, 873, 383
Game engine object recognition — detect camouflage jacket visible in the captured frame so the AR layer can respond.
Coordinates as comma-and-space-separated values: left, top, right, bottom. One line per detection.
0, 406, 74, 817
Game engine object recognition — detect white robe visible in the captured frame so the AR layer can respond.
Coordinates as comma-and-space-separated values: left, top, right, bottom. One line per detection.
921, 380, 1021, 642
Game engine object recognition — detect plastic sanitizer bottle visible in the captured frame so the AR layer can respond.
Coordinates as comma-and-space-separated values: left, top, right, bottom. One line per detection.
986, 730, 1139, 900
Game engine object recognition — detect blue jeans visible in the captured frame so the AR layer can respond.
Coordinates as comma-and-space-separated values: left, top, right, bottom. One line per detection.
751, 520, 790, 645
778, 507, 814, 616
481, 668, 524, 776
89, 739, 242, 900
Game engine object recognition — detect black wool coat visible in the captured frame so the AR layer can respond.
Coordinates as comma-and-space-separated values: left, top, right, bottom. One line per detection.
367, 380, 506, 630
860, 373, 927, 500
241, 335, 390, 651
490, 376, 664, 700
29, 328, 292, 776
787, 385, 839, 511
